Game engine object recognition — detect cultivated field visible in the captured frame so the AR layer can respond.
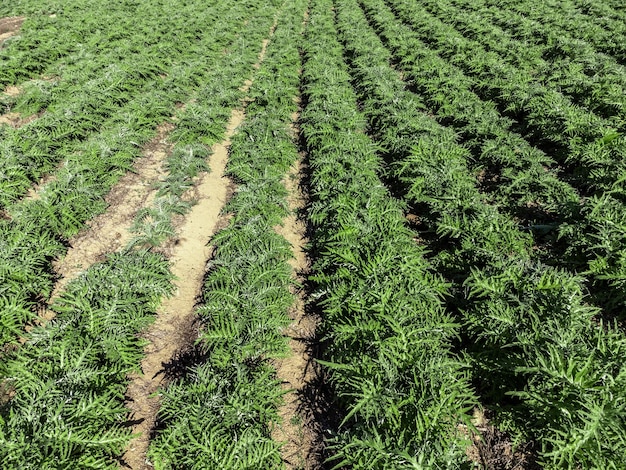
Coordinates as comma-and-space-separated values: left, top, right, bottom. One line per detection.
1, 0, 625, 468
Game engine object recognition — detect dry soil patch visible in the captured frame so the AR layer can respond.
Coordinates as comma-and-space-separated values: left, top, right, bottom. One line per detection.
122, 13, 288, 468
49, 122, 175, 300
0, 110, 38, 128
3, 85, 21, 97
272, 154, 322, 469
0, 16, 24, 43
121, 107, 244, 470
0, 111, 21, 127
463, 408, 540, 470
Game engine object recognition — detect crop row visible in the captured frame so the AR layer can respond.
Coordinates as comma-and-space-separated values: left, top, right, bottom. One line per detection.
385, 0, 622, 189
3, 0, 626, 467
0, 0, 200, 207
0, 250, 174, 468
146, 1, 305, 467
443, 0, 626, 114
383, 0, 626, 321
343, 0, 626, 466
574, 0, 626, 26
356, 0, 578, 225
355, 0, 626, 319
0, 0, 256, 208
476, 0, 626, 63
0, 0, 123, 86
414, 0, 626, 127
0, 0, 275, 353
301, 0, 479, 466
0, 2, 283, 467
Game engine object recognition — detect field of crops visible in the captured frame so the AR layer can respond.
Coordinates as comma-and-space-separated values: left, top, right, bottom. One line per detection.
1, 0, 626, 468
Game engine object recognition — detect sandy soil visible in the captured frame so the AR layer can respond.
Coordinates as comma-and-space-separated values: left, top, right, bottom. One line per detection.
272, 150, 322, 468
42, 122, 176, 314
121, 17, 279, 469
0, 16, 24, 44
121, 109, 244, 469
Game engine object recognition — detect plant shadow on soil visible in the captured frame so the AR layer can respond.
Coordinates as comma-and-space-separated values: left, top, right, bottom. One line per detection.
467, 411, 541, 470
146, 335, 208, 442
293, 114, 351, 468
292, 274, 343, 470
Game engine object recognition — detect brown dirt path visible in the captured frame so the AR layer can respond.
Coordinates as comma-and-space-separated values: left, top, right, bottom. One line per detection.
1, 82, 38, 128
121, 18, 279, 470
0, 111, 26, 127
44, 122, 175, 310
271, 8, 321, 467
2, 85, 21, 97
272, 144, 322, 468
121, 111, 241, 469
14, 121, 175, 335
0, 16, 24, 44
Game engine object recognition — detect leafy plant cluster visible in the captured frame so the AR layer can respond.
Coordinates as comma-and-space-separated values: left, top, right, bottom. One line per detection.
0, 0, 246, 208
386, 0, 624, 191
300, 0, 479, 467
128, 3, 285, 249
146, 1, 304, 468
473, 0, 626, 63
340, 0, 626, 466
385, 0, 626, 322
0, 250, 174, 469
0, 0, 264, 352
356, 0, 579, 225
337, 0, 530, 270
2, 0, 625, 467
574, 0, 626, 30
0, 1, 106, 85
0, 0, 288, 467
414, 0, 626, 126
427, 0, 626, 314
442, 0, 626, 122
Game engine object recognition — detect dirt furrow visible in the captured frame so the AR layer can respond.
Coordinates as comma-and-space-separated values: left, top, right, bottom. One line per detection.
272, 149, 322, 468
2, 85, 21, 97
0, 111, 35, 128
271, 8, 320, 466
44, 122, 175, 309
122, 18, 279, 469
1, 81, 38, 129
0, 16, 24, 44
121, 111, 241, 470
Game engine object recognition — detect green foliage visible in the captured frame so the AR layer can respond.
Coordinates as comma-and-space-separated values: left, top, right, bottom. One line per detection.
149, 364, 284, 470
465, 0, 626, 65
301, 0, 477, 466
337, 0, 626, 466
358, 0, 580, 222
386, 0, 626, 193
0, 0, 277, 350
147, 2, 305, 468
464, 261, 626, 468
1, 2, 293, 468
2, 0, 626, 467
0, 251, 173, 469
